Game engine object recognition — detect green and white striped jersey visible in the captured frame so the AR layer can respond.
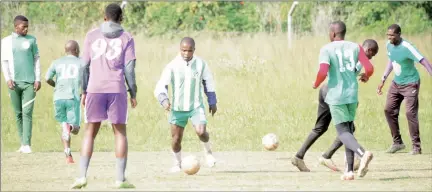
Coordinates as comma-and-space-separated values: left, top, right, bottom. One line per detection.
154, 54, 216, 111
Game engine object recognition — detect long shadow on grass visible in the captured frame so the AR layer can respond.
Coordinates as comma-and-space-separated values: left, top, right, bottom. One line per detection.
374, 168, 432, 172
379, 175, 432, 181
217, 170, 329, 173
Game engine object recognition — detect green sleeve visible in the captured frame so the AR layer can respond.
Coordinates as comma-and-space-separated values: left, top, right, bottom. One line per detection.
45, 62, 56, 80
318, 47, 330, 65
32, 37, 39, 57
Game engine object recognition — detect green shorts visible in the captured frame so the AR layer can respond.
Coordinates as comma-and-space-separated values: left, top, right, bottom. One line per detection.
329, 103, 358, 126
169, 107, 207, 128
54, 99, 81, 127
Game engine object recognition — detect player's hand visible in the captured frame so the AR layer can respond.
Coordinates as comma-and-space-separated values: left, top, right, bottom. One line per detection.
377, 82, 385, 95
130, 98, 137, 108
358, 73, 369, 83
312, 81, 318, 89
7, 80, 15, 90
209, 104, 217, 116
162, 99, 171, 111
33, 81, 41, 92
81, 94, 86, 106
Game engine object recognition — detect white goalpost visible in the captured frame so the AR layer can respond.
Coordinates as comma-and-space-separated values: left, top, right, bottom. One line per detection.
121, 0, 128, 9
287, 1, 299, 49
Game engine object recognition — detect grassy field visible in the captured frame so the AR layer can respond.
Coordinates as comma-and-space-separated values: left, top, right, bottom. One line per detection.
1, 32, 431, 153
1, 31, 431, 191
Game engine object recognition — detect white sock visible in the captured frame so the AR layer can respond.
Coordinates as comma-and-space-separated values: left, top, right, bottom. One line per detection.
65, 148, 71, 156
172, 151, 181, 166
202, 141, 212, 154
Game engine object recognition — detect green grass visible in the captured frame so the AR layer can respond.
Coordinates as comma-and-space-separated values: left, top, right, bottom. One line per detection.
1, 32, 431, 153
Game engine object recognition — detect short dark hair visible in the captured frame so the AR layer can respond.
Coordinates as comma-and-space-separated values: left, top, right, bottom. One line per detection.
363, 39, 379, 52
331, 20, 346, 37
14, 15, 28, 25
105, 3, 123, 22
180, 37, 195, 47
388, 24, 401, 34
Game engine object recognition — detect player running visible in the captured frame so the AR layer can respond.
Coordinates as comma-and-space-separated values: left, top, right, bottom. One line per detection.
378, 24, 432, 155
71, 3, 137, 189
312, 21, 374, 180
292, 39, 379, 173
154, 37, 218, 173
1, 15, 41, 154
45, 40, 82, 164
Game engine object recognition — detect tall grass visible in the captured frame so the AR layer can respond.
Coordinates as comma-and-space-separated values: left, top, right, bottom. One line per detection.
1, 31, 431, 153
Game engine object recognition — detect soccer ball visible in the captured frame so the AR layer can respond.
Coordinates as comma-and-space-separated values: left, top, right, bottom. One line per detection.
262, 133, 279, 151
181, 155, 201, 175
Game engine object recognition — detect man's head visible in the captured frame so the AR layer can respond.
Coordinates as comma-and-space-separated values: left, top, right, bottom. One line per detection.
329, 20, 346, 42
387, 24, 402, 45
362, 39, 379, 60
180, 37, 195, 61
104, 3, 123, 23
65, 40, 80, 57
14, 15, 29, 36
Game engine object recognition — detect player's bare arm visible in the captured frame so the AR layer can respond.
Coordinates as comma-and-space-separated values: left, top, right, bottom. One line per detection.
377, 60, 393, 95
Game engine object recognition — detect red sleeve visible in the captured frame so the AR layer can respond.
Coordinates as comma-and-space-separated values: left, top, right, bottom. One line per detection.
314, 63, 329, 88
358, 44, 374, 77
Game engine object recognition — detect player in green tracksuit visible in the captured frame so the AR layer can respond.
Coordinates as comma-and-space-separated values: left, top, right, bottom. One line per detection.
45, 40, 83, 164
1, 15, 41, 154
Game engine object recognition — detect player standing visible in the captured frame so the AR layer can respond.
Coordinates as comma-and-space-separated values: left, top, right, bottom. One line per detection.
71, 3, 137, 189
377, 24, 432, 155
45, 40, 83, 164
154, 37, 217, 173
312, 21, 374, 180
1, 15, 41, 154
292, 39, 379, 172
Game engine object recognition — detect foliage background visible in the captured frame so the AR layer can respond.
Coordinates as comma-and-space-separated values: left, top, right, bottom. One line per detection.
1, 1, 431, 38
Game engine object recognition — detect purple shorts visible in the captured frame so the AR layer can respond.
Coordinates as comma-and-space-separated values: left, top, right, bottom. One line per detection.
84, 92, 128, 124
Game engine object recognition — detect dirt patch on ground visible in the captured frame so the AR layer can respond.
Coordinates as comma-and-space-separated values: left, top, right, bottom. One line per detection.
2, 151, 431, 191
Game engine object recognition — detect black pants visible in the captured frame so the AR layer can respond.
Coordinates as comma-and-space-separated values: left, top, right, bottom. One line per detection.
295, 85, 356, 159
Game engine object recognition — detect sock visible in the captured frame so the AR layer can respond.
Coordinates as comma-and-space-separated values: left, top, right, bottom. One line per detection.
202, 142, 212, 154
172, 151, 181, 166
116, 158, 127, 182
345, 147, 354, 172
65, 148, 71, 156
296, 132, 321, 159
80, 156, 91, 178
336, 122, 365, 157
322, 137, 343, 159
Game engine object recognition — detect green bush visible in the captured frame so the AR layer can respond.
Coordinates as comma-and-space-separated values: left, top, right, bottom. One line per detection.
1, 1, 431, 38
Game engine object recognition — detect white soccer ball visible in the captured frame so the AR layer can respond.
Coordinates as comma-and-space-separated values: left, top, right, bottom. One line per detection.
262, 133, 279, 151
181, 155, 201, 175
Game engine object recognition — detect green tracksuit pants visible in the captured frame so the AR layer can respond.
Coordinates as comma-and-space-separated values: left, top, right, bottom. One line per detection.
8, 82, 36, 146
